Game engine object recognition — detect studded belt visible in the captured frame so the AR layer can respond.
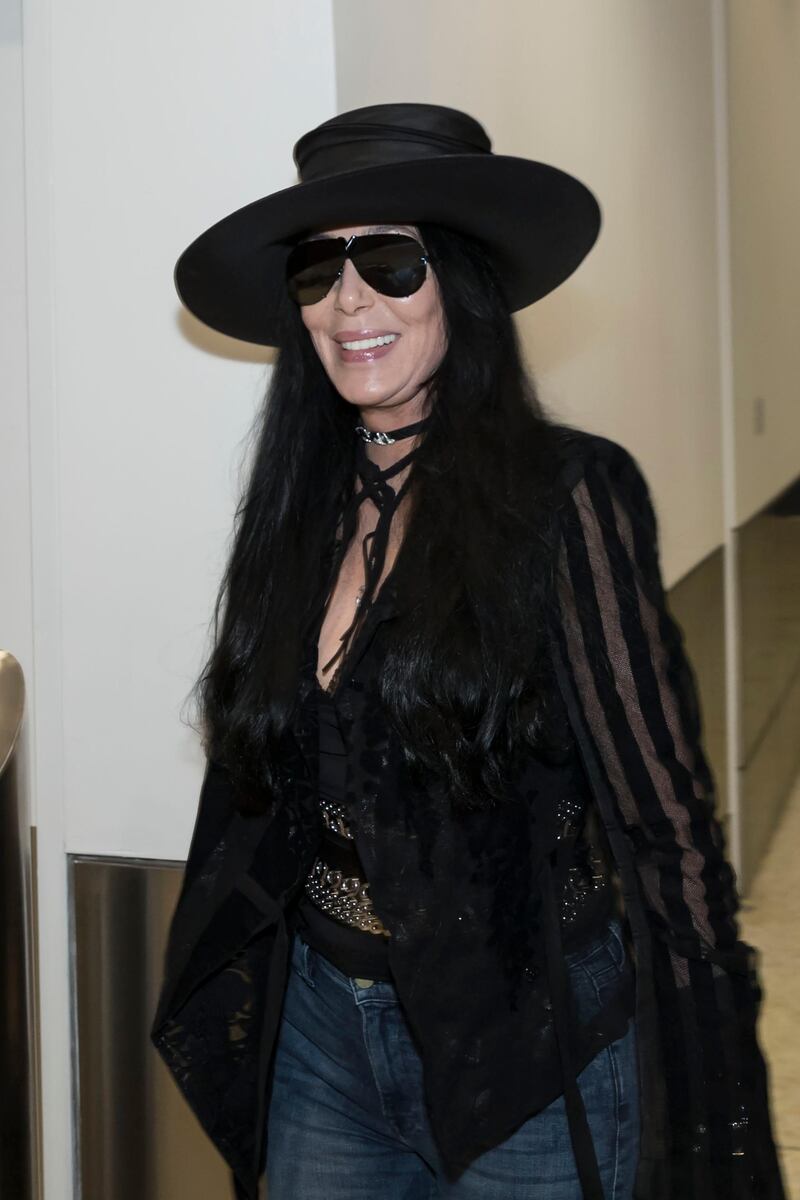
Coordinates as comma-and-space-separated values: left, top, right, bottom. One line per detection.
304, 799, 391, 936
304, 857, 390, 936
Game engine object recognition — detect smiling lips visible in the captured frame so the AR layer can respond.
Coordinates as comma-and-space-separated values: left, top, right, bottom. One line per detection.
334, 330, 399, 363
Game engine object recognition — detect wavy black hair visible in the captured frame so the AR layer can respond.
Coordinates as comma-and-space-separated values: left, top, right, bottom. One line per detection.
189, 222, 568, 814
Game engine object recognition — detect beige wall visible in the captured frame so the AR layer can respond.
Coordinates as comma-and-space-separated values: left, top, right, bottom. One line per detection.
727, 0, 800, 525
333, 0, 725, 588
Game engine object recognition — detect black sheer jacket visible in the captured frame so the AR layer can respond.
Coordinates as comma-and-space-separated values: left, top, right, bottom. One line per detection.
151, 427, 785, 1200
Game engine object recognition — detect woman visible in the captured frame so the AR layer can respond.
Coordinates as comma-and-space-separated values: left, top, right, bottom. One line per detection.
152, 103, 785, 1200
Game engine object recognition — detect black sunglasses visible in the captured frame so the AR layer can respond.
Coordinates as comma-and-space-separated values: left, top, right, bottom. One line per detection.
285, 232, 431, 306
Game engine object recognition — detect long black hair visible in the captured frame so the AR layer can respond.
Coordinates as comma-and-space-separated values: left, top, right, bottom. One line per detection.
189, 222, 568, 814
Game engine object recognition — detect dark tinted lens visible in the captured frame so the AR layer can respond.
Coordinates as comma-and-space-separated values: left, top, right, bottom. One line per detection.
352, 234, 428, 298
285, 238, 346, 305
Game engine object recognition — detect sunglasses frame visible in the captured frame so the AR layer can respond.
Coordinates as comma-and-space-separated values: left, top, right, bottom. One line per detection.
286, 232, 432, 305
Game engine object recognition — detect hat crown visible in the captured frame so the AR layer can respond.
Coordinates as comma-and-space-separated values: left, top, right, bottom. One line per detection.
294, 102, 493, 182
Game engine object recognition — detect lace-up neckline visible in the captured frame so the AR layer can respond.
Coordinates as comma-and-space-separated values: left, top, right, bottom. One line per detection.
316, 414, 431, 693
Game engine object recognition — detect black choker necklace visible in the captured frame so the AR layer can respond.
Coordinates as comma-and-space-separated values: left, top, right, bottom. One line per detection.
354, 415, 431, 445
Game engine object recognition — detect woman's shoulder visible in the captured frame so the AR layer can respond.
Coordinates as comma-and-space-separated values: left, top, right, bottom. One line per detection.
548, 421, 652, 512
549, 421, 641, 479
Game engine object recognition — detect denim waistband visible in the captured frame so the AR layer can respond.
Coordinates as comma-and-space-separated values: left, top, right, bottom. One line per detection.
291, 913, 627, 1006
290, 931, 399, 1005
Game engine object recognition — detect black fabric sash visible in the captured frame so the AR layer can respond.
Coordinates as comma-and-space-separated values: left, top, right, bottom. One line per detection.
542, 835, 605, 1198
550, 634, 669, 1200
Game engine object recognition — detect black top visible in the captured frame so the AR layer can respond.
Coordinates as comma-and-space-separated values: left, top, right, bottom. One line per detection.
291, 415, 430, 981
293, 683, 395, 981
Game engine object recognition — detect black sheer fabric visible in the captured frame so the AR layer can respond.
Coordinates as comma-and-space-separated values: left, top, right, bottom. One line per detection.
550, 431, 785, 1198
150, 425, 784, 1200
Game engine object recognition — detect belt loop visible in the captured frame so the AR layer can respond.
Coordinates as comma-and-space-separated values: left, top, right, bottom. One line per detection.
299, 937, 316, 988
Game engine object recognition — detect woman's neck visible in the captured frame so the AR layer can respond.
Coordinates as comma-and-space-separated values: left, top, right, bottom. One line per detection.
355, 402, 430, 470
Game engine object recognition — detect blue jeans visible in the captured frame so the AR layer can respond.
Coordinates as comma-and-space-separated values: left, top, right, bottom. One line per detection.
265, 918, 640, 1199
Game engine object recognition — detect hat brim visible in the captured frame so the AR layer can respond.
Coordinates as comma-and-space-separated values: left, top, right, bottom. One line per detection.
175, 155, 601, 346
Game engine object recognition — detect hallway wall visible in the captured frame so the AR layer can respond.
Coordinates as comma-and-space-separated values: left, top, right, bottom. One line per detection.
726, 0, 800, 891
727, 0, 800, 525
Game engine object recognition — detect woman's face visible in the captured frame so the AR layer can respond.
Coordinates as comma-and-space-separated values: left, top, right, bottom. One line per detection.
297, 223, 447, 423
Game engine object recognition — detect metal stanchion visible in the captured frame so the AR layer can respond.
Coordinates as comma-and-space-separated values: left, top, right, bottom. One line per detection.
0, 650, 38, 1200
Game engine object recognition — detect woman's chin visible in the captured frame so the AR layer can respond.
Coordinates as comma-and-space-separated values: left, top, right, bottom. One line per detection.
336, 387, 395, 411
331, 374, 427, 415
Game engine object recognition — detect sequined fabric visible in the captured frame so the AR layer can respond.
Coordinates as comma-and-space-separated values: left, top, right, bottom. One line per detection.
318, 791, 352, 841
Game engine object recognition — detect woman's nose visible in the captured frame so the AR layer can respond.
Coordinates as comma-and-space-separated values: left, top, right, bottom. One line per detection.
333, 256, 374, 313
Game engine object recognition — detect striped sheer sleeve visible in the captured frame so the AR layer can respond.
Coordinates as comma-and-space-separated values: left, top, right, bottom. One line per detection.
554, 439, 785, 1199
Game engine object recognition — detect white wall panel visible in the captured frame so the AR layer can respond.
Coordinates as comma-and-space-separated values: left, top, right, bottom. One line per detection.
24, 5, 337, 1195
0, 0, 35, 797
38, 0, 336, 860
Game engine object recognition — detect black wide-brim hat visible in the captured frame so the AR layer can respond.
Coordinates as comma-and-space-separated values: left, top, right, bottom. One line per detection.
175, 102, 602, 347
